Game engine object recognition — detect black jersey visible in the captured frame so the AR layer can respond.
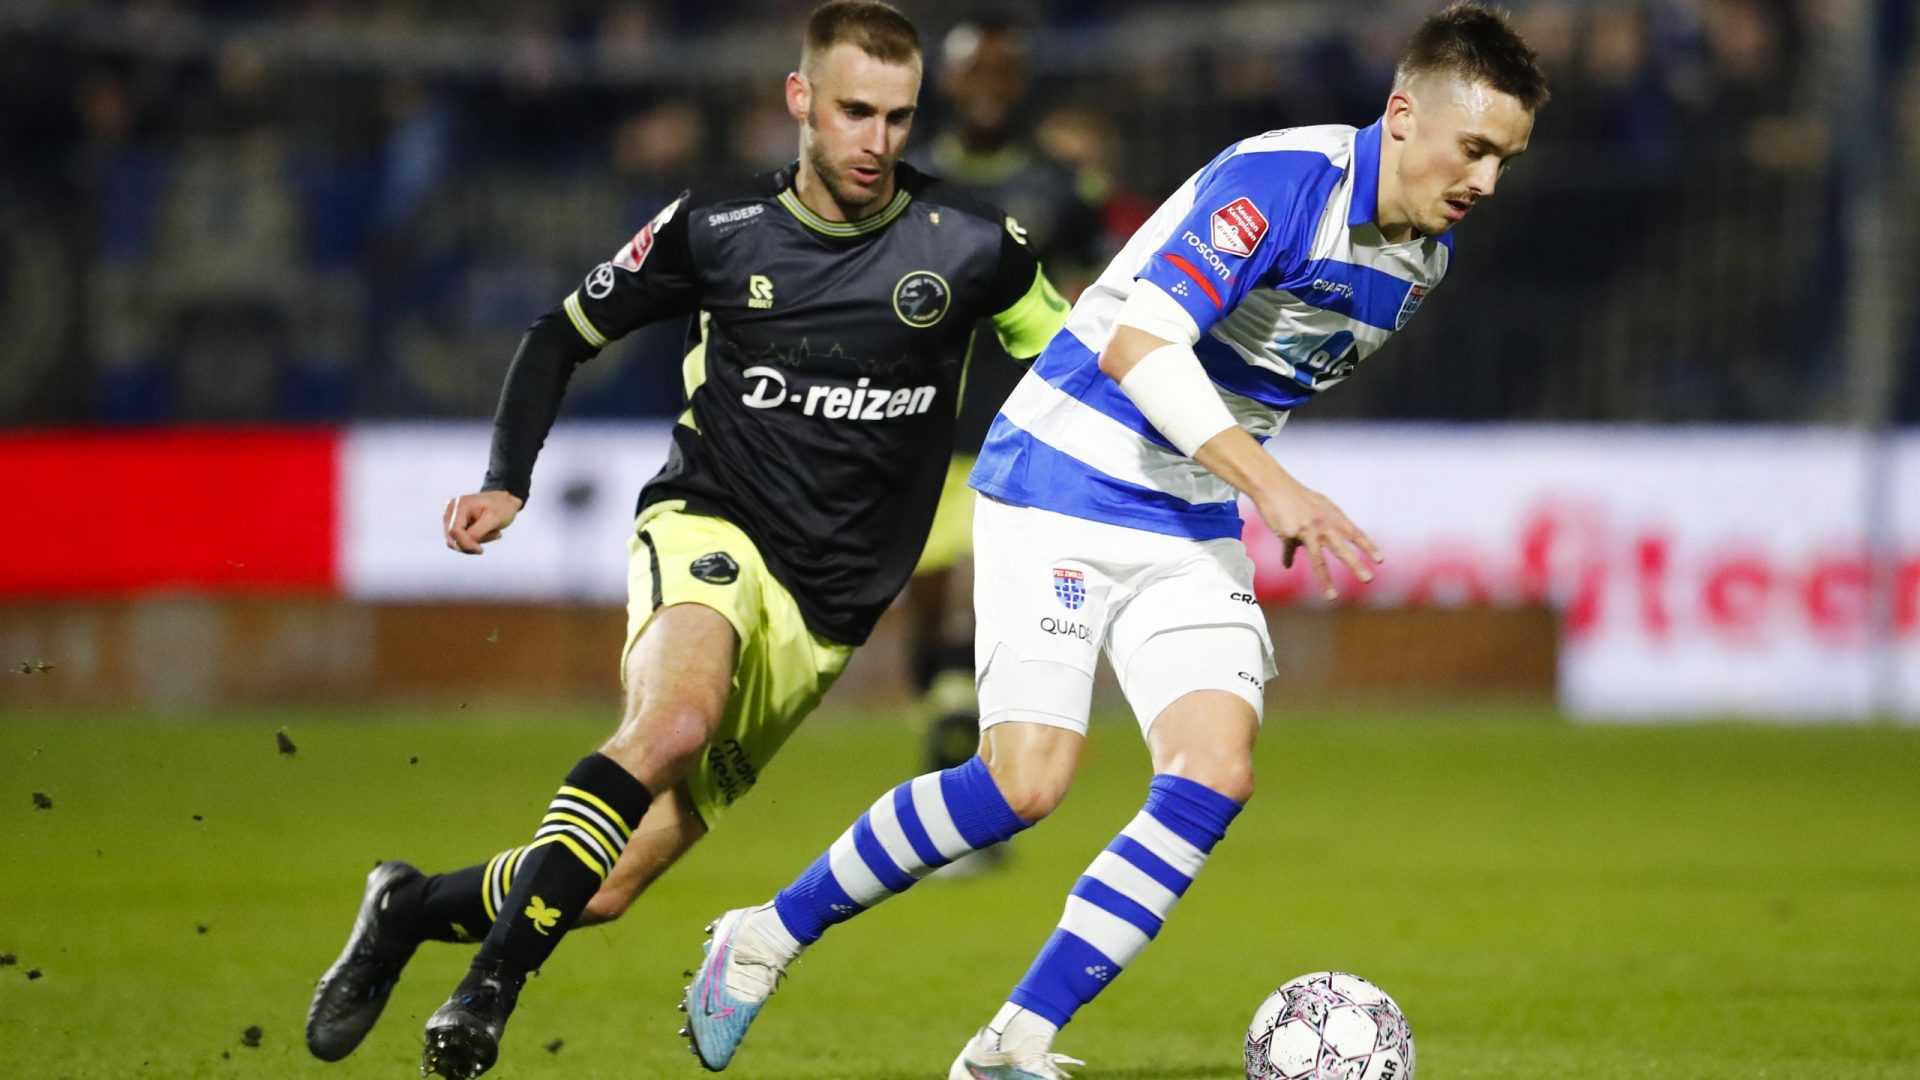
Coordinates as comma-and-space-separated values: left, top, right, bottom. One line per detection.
921, 136, 1106, 455
483, 162, 1066, 645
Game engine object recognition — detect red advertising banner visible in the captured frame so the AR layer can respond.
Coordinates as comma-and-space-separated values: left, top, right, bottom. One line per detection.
6, 428, 339, 595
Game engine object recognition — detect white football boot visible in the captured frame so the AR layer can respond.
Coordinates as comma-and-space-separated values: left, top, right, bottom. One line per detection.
947, 1027, 1086, 1080
681, 908, 793, 1070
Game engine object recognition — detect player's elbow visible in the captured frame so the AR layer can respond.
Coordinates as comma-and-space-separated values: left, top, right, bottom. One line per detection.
1098, 326, 1155, 383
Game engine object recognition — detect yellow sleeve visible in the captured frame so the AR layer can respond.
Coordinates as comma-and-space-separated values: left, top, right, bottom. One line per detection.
989, 268, 1070, 361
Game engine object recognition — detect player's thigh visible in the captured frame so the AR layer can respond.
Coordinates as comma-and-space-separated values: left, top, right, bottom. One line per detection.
610, 504, 761, 775
971, 495, 1107, 738
581, 783, 708, 925
1107, 536, 1274, 739
680, 559, 853, 829
620, 501, 760, 692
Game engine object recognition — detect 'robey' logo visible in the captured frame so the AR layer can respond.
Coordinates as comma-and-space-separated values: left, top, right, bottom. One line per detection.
738, 365, 938, 421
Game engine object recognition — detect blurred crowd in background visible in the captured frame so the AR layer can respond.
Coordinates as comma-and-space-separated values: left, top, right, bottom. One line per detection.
1, 0, 1915, 427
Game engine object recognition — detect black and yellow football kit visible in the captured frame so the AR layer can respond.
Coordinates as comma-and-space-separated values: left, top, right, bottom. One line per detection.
483, 162, 1067, 823
309, 168, 1069, 1080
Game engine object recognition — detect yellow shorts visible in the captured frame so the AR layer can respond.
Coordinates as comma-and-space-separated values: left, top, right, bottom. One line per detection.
622, 501, 853, 827
913, 456, 977, 576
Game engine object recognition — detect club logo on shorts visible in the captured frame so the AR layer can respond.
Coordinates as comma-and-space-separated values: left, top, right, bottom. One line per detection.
1052, 567, 1086, 610
893, 271, 950, 328
1396, 283, 1429, 330
1210, 197, 1268, 258
690, 552, 739, 585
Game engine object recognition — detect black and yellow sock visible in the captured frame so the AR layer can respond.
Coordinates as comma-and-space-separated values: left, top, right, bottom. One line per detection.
472, 753, 650, 977
386, 850, 527, 944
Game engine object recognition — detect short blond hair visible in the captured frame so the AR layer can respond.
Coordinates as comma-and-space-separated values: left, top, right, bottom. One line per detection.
802, 1, 921, 73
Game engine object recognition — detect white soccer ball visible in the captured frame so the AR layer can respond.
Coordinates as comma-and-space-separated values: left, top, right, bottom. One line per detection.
1244, 971, 1414, 1080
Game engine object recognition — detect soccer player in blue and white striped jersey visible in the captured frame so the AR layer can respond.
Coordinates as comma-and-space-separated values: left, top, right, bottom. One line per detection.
684, 5, 1548, 1075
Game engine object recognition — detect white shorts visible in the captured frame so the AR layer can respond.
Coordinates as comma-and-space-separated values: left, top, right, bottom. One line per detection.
972, 495, 1276, 737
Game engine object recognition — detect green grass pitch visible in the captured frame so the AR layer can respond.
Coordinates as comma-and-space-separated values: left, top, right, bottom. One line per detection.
3, 704, 1918, 1078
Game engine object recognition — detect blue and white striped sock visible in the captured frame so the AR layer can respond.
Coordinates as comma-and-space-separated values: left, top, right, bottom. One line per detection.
767, 756, 1028, 947
1005, 774, 1243, 1029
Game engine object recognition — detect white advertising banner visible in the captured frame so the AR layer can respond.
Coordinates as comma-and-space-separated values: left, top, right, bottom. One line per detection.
339, 423, 1919, 720
1891, 434, 1920, 717
340, 422, 675, 603
1241, 426, 1914, 721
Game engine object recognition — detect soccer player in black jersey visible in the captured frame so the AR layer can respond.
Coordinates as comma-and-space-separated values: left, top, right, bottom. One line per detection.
301, 4, 1067, 1076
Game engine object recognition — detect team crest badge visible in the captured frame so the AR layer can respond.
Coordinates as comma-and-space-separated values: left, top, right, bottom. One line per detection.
690, 552, 739, 585
1052, 567, 1087, 610
1395, 283, 1429, 330
893, 271, 951, 328
1210, 197, 1269, 258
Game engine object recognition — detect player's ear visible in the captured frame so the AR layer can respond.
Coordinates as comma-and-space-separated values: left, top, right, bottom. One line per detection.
786, 71, 810, 123
1384, 88, 1416, 142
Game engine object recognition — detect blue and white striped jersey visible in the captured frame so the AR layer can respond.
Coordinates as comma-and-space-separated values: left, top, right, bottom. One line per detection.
970, 118, 1452, 540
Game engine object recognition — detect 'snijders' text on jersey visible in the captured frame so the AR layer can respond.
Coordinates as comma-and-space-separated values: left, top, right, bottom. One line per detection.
971, 119, 1449, 539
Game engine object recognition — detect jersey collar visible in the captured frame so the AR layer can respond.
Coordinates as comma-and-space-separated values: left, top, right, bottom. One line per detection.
1348, 117, 1384, 229
776, 163, 915, 238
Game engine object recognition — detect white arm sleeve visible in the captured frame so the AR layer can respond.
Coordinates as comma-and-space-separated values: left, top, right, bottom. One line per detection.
1112, 279, 1202, 346
1116, 342, 1238, 458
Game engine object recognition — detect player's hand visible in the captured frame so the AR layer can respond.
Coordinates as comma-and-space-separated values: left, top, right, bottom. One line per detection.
1250, 480, 1382, 601
444, 490, 524, 555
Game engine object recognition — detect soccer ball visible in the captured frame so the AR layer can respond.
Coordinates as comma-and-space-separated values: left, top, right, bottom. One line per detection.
1244, 971, 1414, 1080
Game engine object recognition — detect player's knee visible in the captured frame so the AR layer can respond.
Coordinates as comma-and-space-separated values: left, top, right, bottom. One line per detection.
985, 753, 1075, 823
602, 701, 719, 786
1202, 759, 1256, 805
1169, 753, 1255, 805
